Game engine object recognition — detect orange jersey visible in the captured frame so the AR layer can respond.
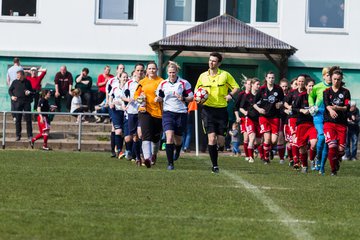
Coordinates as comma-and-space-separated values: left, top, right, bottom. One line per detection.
134, 76, 163, 118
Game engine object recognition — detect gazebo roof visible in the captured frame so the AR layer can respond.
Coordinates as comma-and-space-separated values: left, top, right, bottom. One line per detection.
150, 14, 297, 56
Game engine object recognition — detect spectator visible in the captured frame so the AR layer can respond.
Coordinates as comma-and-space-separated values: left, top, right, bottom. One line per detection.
75, 67, 93, 112
70, 88, 87, 123
54, 66, 73, 111
26, 67, 47, 111
97, 65, 114, 105
182, 101, 196, 153
7, 57, 23, 121
229, 122, 240, 156
8, 70, 33, 141
93, 98, 109, 123
344, 101, 359, 160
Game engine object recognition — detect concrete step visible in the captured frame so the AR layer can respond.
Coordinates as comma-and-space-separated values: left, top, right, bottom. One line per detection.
2, 138, 111, 152
2, 130, 110, 141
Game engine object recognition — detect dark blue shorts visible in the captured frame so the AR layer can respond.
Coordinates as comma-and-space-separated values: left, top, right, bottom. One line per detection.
162, 111, 187, 136
128, 114, 139, 135
123, 117, 129, 136
112, 109, 124, 130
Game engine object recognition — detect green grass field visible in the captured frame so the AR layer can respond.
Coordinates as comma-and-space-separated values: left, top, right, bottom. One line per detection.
0, 150, 359, 240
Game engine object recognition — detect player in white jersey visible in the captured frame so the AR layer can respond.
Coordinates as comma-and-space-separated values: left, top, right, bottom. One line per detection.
122, 63, 145, 165
155, 61, 193, 170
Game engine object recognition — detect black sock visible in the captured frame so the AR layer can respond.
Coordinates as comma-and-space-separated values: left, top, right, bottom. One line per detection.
208, 145, 218, 167
166, 143, 175, 165
134, 141, 141, 161
174, 144, 182, 160
119, 136, 124, 152
111, 132, 115, 153
126, 140, 133, 153
115, 135, 122, 152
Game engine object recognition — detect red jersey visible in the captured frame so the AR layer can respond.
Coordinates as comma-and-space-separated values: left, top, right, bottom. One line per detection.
26, 71, 46, 91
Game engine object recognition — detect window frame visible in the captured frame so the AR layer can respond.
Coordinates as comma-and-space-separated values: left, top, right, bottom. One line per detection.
305, 0, 348, 34
0, 0, 40, 23
95, 0, 137, 26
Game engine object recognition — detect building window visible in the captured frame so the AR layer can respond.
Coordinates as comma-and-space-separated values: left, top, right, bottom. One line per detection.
226, 0, 251, 23
195, 0, 220, 22
166, 0, 192, 21
0, 0, 37, 17
308, 0, 344, 29
256, 0, 278, 22
96, 0, 136, 24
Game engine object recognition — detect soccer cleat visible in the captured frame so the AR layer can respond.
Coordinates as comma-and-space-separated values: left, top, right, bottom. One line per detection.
135, 160, 141, 167
330, 171, 337, 176
30, 139, 35, 149
263, 159, 270, 165
118, 151, 125, 159
151, 154, 157, 165
167, 164, 175, 170
144, 159, 151, 168
319, 170, 325, 176
293, 162, 300, 170
248, 157, 254, 163
289, 160, 294, 167
110, 152, 116, 158
301, 166, 308, 173
211, 166, 220, 174
42, 146, 50, 151
279, 159, 285, 164
245, 157, 249, 161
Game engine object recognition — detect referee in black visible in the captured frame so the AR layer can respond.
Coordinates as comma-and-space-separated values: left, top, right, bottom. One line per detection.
8, 70, 34, 141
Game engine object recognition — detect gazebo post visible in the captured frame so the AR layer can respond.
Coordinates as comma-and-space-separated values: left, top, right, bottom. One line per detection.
157, 49, 164, 77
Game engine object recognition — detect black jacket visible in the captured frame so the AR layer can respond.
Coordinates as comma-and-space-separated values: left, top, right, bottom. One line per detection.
8, 78, 34, 103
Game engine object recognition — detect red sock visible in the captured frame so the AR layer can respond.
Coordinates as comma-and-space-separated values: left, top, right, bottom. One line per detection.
309, 148, 316, 161
263, 143, 271, 161
277, 145, 285, 160
300, 152, 308, 167
34, 133, 43, 141
258, 144, 264, 159
292, 145, 299, 163
328, 147, 338, 172
43, 134, 48, 147
248, 146, 254, 158
287, 145, 293, 160
243, 142, 249, 158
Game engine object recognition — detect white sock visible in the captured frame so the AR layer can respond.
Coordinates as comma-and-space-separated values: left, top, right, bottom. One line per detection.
142, 140, 152, 160
152, 141, 160, 155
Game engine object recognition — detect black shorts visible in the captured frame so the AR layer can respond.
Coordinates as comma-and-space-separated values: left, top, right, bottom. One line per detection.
128, 113, 139, 135
138, 112, 162, 142
201, 106, 228, 136
162, 111, 187, 136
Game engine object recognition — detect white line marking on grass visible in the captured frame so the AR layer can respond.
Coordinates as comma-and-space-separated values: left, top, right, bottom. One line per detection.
214, 184, 295, 191
222, 170, 314, 240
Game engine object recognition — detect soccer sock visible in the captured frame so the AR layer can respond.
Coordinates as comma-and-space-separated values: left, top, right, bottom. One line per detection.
243, 142, 249, 158
309, 148, 316, 161
142, 140, 152, 160
292, 144, 299, 163
166, 143, 175, 165
126, 140, 133, 155
208, 144, 218, 167
287, 144, 293, 160
248, 145, 254, 158
134, 141, 141, 161
115, 135, 122, 153
263, 143, 271, 161
277, 144, 285, 160
151, 141, 160, 156
34, 133, 43, 141
299, 152, 308, 167
174, 144, 182, 160
258, 144, 264, 159
43, 134, 48, 147
111, 132, 115, 153
328, 147, 338, 172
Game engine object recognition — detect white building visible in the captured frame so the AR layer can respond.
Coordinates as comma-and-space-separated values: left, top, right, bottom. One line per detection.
0, 0, 358, 110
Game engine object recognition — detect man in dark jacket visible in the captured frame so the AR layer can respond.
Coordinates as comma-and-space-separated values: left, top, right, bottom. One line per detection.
344, 101, 360, 160
8, 70, 34, 141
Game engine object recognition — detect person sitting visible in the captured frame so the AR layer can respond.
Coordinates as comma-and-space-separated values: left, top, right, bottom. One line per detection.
70, 88, 88, 123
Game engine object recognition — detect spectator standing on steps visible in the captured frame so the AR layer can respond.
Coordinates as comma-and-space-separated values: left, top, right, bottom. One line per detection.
344, 101, 360, 160
26, 66, 47, 111
7, 57, 23, 121
54, 66, 73, 111
8, 70, 34, 141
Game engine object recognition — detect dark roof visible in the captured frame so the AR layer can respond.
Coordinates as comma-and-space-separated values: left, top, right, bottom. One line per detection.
150, 14, 297, 55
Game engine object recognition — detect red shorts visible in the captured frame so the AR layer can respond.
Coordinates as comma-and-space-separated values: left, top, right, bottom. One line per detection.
295, 122, 317, 147
37, 115, 50, 133
284, 124, 292, 143
245, 117, 261, 138
259, 117, 280, 134
288, 117, 297, 135
324, 122, 347, 148
240, 117, 246, 134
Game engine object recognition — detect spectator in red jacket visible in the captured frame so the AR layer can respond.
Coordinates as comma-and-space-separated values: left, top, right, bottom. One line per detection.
26, 67, 47, 111
97, 65, 114, 104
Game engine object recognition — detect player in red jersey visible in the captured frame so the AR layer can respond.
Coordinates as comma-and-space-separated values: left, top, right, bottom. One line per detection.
240, 78, 263, 163
277, 79, 290, 164
292, 78, 317, 173
323, 66, 351, 176
234, 79, 251, 160
253, 71, 284, 164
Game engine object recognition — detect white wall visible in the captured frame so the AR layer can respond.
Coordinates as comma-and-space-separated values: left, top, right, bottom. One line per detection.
0, 0, 165, 57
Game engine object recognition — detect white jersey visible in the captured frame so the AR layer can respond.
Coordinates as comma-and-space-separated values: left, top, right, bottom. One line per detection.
156, 77, 193, 113
124, 78, 140, 114
106, 77, 120, 95
109, 85, 125, 111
